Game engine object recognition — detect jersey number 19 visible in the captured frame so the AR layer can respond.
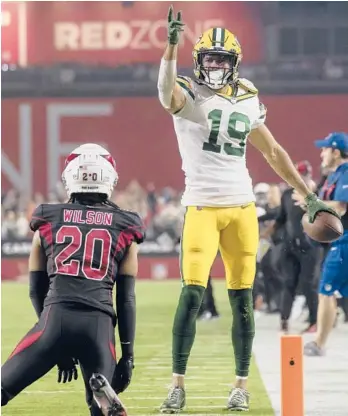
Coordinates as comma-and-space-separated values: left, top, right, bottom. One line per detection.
203, 110, 251, 157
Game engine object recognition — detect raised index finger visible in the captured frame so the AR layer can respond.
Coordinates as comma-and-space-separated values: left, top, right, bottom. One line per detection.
168, 5, 173, 22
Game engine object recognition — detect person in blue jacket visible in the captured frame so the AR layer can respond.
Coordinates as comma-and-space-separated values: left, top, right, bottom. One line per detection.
294, 132, 348, 356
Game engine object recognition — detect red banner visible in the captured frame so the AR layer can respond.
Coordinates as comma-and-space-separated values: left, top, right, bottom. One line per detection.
1, 2, 26, 65
2, 95, 348, 196
4, 1, 263, 66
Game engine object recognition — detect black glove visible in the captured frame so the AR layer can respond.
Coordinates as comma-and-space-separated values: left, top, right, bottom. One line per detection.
57, 357, 78, 383
113, 356, 134, 393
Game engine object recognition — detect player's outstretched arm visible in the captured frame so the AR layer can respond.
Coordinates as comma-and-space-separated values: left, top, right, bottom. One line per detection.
249, 125, 312, 196
28, 231, 49, 318
157, 6, 186, 113
249, 124, 340, 222
114, 242, 138, 393
116, 242, 138, 356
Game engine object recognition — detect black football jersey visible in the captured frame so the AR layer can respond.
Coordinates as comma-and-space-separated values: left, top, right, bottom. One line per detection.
30, 203, 145, 319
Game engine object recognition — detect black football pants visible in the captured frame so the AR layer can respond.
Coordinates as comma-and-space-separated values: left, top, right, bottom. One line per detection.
261, 243, 283, 310
280, 243, 322, 325
1, 303, 116, 415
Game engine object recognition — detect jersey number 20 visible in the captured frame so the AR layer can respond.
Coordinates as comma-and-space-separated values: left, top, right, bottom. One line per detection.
55, 225, 112, 280
203, 110, 251, 157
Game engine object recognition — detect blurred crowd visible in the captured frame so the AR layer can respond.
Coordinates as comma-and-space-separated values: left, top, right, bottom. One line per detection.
1, 180, 186, 242
2, 178, 290, 243
0, 177, 301, 244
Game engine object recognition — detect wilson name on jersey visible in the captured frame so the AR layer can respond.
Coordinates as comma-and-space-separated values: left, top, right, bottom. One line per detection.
30, 203, 145, 319
173, 76, 266, 207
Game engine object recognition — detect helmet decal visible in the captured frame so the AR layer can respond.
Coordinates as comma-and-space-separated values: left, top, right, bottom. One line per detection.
62, 143, 118, 198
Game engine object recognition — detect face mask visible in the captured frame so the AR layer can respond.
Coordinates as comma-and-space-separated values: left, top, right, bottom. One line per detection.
202, 68, 231, 90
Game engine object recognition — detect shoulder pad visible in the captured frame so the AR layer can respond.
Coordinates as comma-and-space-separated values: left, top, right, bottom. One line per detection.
176, 75, 195, 101
176, 75, 193, 88
119, 210, 146, 244
29, 204, 46, 232
237, 78, 258, 95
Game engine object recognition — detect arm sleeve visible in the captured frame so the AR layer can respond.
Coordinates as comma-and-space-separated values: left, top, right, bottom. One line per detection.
29, 271, 49, 318
116, 274, 136, 357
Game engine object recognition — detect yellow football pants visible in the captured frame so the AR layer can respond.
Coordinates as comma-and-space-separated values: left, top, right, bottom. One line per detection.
180, 204, 259, 290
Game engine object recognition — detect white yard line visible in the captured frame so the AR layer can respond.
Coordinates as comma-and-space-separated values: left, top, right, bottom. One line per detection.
22, 391, 226, 399
127, 405, 224, 409
153, 376, 232, 381
22, 382, 233, 395
143, 366, 233, 372
23, 391, 83, 394
131, 383, 231, 388
146, 356, 231, 361
139, 344, 230, 349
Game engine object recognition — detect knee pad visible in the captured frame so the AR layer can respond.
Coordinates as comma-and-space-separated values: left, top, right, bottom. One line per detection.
228, 288, 253, 298
228, 289, 255, 337
228, 288, 253, 312
172, 285, 205, 336
182, 285, 205, 312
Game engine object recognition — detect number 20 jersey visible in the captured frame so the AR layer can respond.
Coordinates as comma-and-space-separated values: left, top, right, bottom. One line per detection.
30, 203, 145, 320
173, 76, 267, 207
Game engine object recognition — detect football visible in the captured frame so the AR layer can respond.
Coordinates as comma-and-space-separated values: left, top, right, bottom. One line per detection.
302, 211, 343, 243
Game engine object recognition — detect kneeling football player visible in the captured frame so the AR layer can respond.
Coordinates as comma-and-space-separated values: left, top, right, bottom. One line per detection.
1, 144, 145, 416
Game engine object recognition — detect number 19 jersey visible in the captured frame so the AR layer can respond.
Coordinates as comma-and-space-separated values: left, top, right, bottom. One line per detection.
173, 76, 267, 207
30, 203, 145, 320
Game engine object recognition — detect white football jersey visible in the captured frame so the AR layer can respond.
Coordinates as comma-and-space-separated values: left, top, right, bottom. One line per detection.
172, 76, 266, 207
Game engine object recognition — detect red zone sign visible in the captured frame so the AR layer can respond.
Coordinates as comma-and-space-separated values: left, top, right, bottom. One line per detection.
2, 1, 263, 66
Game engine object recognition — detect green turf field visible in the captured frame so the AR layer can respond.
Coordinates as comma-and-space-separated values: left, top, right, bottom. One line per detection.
2, 281, 273, 415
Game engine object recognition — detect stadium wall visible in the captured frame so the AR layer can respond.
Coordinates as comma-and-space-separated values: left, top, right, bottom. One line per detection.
2, 96, 348, 196
1, 239, 225, 281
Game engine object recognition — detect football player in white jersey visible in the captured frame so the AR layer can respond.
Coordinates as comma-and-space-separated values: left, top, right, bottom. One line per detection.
157, 6, 338, 413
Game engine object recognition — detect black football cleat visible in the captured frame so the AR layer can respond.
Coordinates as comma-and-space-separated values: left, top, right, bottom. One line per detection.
89, 373, 127, 416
